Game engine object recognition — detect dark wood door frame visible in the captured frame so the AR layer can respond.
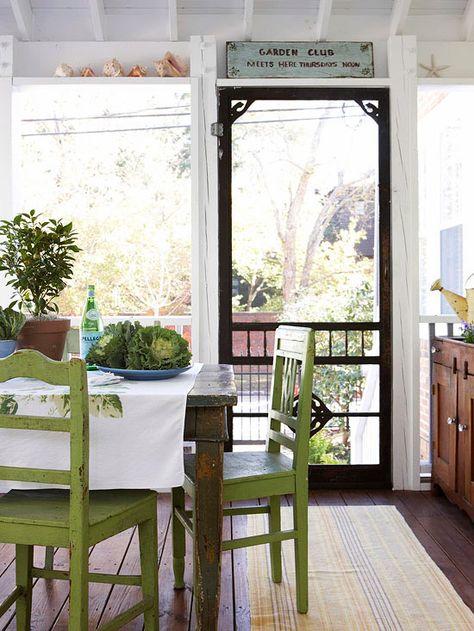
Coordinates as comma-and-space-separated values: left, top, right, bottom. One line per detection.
217, 87, 392, 489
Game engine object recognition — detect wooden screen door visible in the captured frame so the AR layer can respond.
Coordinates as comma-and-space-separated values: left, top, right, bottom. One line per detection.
217, 87, 391, 488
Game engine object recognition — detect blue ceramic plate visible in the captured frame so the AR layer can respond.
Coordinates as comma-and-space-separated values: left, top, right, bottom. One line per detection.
95, 365, 192, 381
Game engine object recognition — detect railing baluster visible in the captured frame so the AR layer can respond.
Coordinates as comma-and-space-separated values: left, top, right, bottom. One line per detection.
361, 330, 365, 356
345, 330, 349, 356
329, 331, 332, 357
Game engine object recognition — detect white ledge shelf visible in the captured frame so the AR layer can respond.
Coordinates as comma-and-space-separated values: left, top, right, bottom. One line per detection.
217, 77, 391, 87
418, 77, 474, 85
11, 76, 191, 86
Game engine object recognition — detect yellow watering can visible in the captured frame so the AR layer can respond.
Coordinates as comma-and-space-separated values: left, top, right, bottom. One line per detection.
430, 274, 474, 323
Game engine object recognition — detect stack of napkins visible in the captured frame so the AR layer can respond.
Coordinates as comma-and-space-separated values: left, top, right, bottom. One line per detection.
87, 371, 124, 387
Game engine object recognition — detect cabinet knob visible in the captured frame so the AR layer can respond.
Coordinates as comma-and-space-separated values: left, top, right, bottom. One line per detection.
458, 424, 468, 432
447, 417, 457, 425
431, 345, 440, 354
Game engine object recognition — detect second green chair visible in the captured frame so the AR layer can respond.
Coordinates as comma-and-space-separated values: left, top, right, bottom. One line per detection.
172, 325, 315, 613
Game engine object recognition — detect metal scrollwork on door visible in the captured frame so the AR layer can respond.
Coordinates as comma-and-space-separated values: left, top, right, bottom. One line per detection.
293, 393, 334, 437
354, 99, 379, 124
230, 99, 256, 124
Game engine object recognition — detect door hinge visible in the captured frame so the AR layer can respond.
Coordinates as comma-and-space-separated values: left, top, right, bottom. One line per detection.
211, 122, 223, 137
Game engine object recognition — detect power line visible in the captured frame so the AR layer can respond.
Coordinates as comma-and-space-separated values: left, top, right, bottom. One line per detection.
20, 103, 361, 124
21, 114, 366, 138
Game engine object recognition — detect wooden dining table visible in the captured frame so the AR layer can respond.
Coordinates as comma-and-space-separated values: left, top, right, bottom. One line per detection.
178, 363, 237, 631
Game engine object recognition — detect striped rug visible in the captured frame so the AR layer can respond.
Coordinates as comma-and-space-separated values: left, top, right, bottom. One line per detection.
247, 505, 474, 630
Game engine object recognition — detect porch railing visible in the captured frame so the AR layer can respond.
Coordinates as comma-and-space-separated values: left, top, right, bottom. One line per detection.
69, 315, 192, 337
230, 321, 383, 450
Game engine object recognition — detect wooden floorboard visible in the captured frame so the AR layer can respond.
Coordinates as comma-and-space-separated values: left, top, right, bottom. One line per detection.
0, 490, 472, 629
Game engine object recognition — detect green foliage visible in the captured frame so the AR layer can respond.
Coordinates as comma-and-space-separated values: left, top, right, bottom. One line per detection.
0, 210, 80, 318
0, 306, 26, 340
127, 325, 192, 370
86, 321, 192, 370
86, 321, 140, 368
308, 432, 339, 464
461, 322, 474, 344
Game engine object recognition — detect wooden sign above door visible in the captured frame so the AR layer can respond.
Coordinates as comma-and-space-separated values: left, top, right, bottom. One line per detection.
226, 41, 374, 79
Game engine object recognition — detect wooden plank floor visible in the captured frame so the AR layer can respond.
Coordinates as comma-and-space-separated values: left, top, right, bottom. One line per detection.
0, 490, 473, 630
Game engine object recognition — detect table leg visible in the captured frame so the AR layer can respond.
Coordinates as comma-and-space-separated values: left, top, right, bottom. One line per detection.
193, 423, 224, 631
44, 546, 54, 570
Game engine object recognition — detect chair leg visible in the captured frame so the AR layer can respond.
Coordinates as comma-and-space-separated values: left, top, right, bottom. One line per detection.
293, 491, 308, 614
68, 540, 89, 630
139, 513, 159, 631
269, 496, 282, 583
171, 487, 186, 589
15, 544, 33, 631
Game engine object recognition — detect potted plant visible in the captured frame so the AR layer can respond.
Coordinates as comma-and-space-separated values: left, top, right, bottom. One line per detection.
0, 210, 80, 360
0, 305, 26, 357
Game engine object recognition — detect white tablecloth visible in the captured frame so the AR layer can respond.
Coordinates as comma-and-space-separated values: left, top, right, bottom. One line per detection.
0, 364, 202, 492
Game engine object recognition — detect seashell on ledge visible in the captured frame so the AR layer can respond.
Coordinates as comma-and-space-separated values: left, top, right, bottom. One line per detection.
103, 58, 124, 77
153, 52, 189, 77
54, 63, 74, 77
80, 66, 95, 77
128, 64, 147, 77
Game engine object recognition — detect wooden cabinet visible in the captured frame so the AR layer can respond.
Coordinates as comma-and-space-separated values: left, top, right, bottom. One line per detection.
431, 336, 474, 520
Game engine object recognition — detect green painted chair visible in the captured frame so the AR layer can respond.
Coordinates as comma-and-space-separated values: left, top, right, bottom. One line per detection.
172, 325, 315, 613
0, 350, 159, 630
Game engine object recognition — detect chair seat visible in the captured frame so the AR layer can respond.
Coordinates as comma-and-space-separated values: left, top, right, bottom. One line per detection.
0, 488, 156, 528
184, 451, 294, 484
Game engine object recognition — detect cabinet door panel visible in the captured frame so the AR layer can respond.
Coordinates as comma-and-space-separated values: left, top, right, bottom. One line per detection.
459, 373, 474, 505
432, 362, 457, 490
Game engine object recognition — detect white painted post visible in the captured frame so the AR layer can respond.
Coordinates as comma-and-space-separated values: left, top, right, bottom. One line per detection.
190, 36, 219, 363
388, 35, 420, 490
0, 37, 14, 306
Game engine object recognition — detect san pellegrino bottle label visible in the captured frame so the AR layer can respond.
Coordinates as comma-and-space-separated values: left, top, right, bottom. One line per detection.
80, 284, 104, 360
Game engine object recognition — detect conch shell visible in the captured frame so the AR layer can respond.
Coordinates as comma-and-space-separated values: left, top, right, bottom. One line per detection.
128, 65, 147, 77
54, 63, 74, 77
153, 52, 189, 77
103, 58, 123, 77
80, 66, 95, 77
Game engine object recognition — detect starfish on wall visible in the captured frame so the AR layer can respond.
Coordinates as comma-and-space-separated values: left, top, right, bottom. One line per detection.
419, 54, 450, 78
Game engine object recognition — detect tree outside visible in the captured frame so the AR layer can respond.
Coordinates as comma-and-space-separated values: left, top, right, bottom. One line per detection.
16, 84, 191, 318
230, 100, 380, 464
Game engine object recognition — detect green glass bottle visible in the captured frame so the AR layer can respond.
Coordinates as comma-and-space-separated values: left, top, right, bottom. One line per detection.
80, 284, 104, 360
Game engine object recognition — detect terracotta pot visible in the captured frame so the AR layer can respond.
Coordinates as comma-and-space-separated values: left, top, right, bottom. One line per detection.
17, 318, 71, 361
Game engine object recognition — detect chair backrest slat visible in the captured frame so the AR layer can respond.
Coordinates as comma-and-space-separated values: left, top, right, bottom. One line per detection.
0, 415, 71, 432
0, 465, 71, 486
268, 429, 296, 452
266, 326, 315, 474
0, 350, 71, 386
270, 409, 298, 431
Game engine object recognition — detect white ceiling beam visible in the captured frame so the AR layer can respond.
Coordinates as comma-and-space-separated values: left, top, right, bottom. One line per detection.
88, 0, 106, 41
169, 0, 178, 41
389, 0, 412, 36
462, 0, 474, 40
10, 0, 33, 41
244, 0, 254, 41
315, 0, 333, 42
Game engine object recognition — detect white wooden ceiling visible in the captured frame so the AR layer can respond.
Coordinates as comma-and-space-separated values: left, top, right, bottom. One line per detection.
0, 1, 473, 41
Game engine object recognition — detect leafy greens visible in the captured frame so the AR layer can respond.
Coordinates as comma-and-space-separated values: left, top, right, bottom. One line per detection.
86, 321, 192, 370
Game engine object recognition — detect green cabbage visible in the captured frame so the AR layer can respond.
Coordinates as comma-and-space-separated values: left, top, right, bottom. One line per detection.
86, 320, 140, 368
126, 325, 192, 370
